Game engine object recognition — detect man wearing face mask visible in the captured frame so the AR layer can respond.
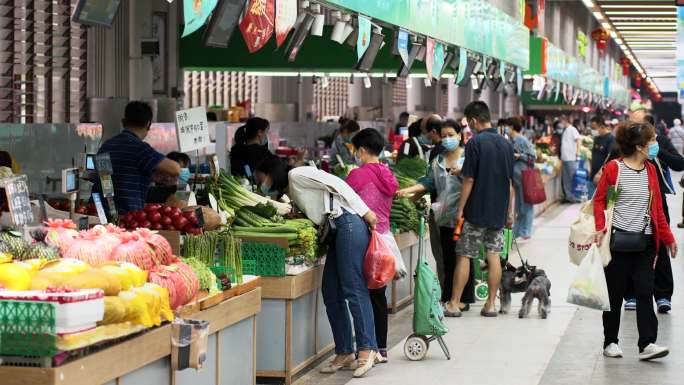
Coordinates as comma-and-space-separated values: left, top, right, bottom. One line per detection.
420, 114, 445, 163
230, 117, 272, 178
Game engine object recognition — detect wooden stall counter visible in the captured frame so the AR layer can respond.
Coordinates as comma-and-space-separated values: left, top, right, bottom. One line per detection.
1, 284, 262, 385
256, 265, 333, 385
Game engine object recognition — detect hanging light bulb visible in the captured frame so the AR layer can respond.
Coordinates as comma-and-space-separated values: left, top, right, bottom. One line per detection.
310, 3, 325, 37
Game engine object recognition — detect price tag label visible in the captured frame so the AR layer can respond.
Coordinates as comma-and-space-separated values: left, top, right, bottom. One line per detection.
92, 193, 108, 224
78, 216, 89, 230
175, 107, 210, 152
95, 153, 115, 198
194, 206, 204, 228
3, 175, 33, 226
403, 143, 410, 156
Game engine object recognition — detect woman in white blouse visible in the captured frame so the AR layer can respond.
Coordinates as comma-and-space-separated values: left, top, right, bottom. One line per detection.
254, 156, 379, 378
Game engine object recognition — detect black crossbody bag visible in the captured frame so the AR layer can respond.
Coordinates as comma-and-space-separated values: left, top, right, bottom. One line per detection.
610, 192, 652, 253
317, 192, 337, 245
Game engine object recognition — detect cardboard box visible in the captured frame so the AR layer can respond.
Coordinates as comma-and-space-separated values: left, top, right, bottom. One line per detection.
158, 230, 181, 256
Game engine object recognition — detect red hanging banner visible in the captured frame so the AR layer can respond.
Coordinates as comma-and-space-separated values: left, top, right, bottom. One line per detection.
239, 0, 275, 53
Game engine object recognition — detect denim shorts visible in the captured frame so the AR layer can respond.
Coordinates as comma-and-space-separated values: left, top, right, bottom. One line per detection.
455, 221, 504, 258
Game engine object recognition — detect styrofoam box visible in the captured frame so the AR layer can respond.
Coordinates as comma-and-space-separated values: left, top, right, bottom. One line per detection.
0, 289, 105, 334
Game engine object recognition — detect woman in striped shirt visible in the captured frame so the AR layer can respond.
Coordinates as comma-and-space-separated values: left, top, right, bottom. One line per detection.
593, 121, 677, 361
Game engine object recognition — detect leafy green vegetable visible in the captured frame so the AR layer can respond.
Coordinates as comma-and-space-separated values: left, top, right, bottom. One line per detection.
394, 157, 428, 180
182, 257, 219, 293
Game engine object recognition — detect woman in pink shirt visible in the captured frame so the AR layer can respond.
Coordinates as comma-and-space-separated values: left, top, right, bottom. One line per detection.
346, 128, 404, 362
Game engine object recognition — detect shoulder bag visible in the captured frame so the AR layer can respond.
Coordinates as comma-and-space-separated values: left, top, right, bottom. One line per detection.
317, 192, 337, 245
609, 192, 652, 253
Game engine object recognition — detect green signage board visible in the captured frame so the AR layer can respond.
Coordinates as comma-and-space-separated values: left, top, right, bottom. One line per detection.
542, 41, 630, 108
321, 0, 530, 70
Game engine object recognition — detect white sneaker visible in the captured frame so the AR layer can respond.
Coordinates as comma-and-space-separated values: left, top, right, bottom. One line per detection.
639, 344, 669, 361
603, 343, 623, 358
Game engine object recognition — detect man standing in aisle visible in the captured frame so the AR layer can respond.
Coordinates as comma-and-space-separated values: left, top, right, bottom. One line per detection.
444, 101, 515, 317
420, 114, 445, 162
560, 115, 582, 203
98, 101, 181, 214
589, 116, 615, 198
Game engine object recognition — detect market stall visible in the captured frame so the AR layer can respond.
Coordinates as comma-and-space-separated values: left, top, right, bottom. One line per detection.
1, 285, 262, 385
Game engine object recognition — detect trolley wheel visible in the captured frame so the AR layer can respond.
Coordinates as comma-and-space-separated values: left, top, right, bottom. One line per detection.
404, 334, 429, 361
475, 282, 489, 301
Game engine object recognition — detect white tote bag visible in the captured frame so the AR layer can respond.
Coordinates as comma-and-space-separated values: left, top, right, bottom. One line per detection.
568, 161, 618, 267
567, 244, 611, 311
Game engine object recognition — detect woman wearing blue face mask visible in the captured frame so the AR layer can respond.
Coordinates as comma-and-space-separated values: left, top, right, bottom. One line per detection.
593, 121, 677, 361
147, 151, 192, 203
397, 120, 476, 310
330, 119, 361, 167
230, 117, 272, 178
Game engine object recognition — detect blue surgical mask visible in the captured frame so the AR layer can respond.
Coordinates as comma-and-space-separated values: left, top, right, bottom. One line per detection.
178, 168, 191, 184
647, 142, 659, 159
261, 135, 269, 147
418, 134, 430, 145
260, 183, 275, 197
442, 137, 459, 151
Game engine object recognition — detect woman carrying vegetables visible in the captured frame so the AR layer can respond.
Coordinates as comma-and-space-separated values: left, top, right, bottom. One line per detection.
397, 120, 476, 310
254, 155, 380, 378
346, 128, 404, 363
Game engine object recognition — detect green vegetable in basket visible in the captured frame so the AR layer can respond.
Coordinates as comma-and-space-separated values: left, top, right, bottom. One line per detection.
181, 257, 220, 293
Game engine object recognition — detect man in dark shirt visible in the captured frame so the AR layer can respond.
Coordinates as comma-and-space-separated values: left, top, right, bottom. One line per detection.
421, 114, 445, 163
444, 101, 514, 318
98, 101, 180, 214
589, 116, 615, 197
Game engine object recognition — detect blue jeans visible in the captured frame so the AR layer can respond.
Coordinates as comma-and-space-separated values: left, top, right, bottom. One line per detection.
322, 211, 377, 354
561, 160, 579, 202
513, 174, 534, 238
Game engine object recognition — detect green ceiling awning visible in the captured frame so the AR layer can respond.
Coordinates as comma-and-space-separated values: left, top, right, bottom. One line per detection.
180, 0, 530, 73
180, 25, 419, 73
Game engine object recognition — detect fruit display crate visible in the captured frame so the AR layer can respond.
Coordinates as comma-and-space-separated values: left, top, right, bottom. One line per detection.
241, 241, 286, 277
0, 300, 57, 357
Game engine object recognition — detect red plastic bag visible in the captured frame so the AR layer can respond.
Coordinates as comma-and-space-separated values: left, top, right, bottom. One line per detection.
364, 231, 396, 289
522, 166, 547, 204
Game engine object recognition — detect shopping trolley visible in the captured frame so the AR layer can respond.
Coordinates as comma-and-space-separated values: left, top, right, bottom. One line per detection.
403, 213, 451, 361
473, 228, 514, 301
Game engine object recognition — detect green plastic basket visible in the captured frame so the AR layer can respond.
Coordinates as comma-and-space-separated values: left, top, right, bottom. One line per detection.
0, 300, 58, 357
210, 265, 236, 288
241, 242, 286, 277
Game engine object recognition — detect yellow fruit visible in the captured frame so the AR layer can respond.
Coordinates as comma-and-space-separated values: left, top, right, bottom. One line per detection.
99, 265, 134, 291
100, 296, 127, 325
0, 263, 32, 290
68, 270, 122, 296
29, 271, 70, 289
41, 258, 90, 274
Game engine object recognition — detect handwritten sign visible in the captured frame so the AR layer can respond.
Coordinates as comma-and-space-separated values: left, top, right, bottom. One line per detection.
95, 153, 115, 198
175, 107, 210, 153
3, 175, 33, 226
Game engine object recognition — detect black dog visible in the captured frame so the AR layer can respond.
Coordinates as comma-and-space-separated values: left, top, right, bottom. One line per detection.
499, 260, 552, 319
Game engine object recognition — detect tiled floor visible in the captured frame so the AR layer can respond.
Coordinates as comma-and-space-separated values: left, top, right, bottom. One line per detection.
292, 179, 684, 385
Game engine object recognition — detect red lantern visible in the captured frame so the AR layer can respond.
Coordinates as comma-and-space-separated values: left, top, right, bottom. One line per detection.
619, 57, 631, 76
591, 28, 610, 56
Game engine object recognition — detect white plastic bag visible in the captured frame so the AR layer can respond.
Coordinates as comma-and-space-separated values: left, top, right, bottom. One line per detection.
432, 175, 461, 227
567, 244, 610, 311
379, 231, 407, 280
